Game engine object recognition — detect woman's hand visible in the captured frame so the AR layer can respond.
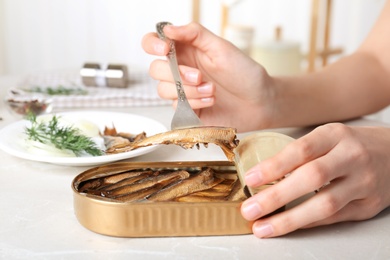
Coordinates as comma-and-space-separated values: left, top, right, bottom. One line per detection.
241, 123, 390, 238
142, 22, 275, 132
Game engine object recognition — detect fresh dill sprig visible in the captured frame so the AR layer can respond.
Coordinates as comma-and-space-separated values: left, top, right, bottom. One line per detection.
25, 85, 88, 96
25, 114, 104, 156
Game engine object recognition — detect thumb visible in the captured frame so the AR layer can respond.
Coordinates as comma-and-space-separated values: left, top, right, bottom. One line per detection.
163, 22, 223, 52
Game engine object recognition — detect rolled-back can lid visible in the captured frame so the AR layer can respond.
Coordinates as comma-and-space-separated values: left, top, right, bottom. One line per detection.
234, 132, 295, 196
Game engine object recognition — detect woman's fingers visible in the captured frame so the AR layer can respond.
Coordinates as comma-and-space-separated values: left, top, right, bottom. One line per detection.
303, 198, 382, 228
245, 124, 341, 188
157, 81, 215, 99
163, 23, 223, 52
149, 59, 215, 106
250, 177, 363, 238
241, 123, 379, 237
241, 134, 350, 222
157, 79, 216, 109
171, 96, 215, 110
241, 124, 390, 238
141, 32, 169, 56
150, 60, 202, 85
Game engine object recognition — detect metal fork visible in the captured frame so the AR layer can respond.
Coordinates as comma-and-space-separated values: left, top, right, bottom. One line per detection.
156, 22, 203, 130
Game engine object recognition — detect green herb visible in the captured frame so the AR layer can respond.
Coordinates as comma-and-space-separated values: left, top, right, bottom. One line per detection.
25, 114, 104, 156
25, 85, 88, 96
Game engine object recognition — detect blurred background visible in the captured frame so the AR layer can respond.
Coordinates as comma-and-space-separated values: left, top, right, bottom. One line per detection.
0, 0, 389, 119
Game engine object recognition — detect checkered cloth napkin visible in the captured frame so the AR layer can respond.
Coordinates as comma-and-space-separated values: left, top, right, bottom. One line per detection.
17, 69, 171, 108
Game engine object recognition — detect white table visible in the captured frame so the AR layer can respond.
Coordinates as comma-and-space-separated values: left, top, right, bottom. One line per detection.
1, 75, 389, 259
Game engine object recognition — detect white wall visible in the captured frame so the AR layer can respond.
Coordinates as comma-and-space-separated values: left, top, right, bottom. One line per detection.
0, 0, 5, 75
0, 0, 386, 76
1, 0, 389, 122
1, 0, 194, 75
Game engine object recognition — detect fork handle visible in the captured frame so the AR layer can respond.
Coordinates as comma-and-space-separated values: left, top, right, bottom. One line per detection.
156, 22, 187, 103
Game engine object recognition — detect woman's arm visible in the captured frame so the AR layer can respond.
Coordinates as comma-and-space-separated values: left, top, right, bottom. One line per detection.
270, 0, 390, 127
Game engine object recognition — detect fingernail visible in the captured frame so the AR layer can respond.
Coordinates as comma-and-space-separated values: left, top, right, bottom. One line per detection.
154, 43, 165, 55
197, 83, 212, 94
241, 200, 262, 220
184, 71, 199, 83
164, 24, 177, 30
245, 167, 262, 186
201, 97, 213, 103
253, 223, 274, 238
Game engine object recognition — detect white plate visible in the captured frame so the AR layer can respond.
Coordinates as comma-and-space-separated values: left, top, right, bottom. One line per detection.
0, 111, 167, 166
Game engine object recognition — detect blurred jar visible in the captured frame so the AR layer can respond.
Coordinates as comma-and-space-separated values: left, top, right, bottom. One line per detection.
252, 27, 302, 76
80, 63, 129, 88
224, 24, 255, 56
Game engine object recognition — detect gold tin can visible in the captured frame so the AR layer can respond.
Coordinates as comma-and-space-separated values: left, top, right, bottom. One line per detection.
72, 132, 294, 237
